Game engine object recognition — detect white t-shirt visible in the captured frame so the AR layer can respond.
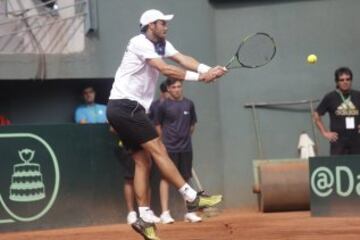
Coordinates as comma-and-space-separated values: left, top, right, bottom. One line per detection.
109, 34, 179, 112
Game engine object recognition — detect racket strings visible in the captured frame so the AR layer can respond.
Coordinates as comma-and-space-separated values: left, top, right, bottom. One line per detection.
237, 33, 276, 68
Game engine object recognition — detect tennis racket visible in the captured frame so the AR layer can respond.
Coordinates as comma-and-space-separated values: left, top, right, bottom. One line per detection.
225, 32, 276, 69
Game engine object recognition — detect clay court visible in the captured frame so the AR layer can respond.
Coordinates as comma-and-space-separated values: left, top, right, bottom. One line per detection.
2, 209, 360, 240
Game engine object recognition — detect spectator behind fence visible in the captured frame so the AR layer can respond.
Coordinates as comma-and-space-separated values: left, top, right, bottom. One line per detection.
75, 86, 107, 124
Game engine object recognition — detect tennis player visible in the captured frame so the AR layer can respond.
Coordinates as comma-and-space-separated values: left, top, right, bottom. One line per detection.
107, 9, 226, 240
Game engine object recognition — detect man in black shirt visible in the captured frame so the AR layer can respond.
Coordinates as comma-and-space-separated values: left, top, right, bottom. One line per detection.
314, 67, 360, 155
155, 78, 202, 223
148, 81, 168, 122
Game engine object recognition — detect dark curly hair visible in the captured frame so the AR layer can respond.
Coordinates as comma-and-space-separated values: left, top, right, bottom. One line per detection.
334, 67, 353, 83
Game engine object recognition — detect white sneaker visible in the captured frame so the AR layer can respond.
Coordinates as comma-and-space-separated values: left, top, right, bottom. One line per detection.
147, 209, 161, 223
184, 212, 202, 223
160, 210, 175, 224
126, 211, 137, 224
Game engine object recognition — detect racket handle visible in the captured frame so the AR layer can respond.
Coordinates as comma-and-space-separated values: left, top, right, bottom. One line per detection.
191, 168, 203, 192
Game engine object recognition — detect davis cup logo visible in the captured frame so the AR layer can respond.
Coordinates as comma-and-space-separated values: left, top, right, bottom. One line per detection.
0, 133, 60, 224
311, 165, 360, 198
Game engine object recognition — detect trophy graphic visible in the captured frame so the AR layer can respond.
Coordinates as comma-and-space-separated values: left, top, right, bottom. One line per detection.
9, 149, 46, 202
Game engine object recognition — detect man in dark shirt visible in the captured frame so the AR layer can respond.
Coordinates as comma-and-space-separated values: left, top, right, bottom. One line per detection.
148, 81, 168, 122
314, 67, 360, 155
155, 78, 202, 224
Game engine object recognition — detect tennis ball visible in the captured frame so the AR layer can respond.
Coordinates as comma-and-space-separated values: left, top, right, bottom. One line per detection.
307, 54, 317, 64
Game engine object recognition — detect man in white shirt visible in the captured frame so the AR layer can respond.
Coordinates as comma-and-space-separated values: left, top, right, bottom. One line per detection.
107, 9, 226, 240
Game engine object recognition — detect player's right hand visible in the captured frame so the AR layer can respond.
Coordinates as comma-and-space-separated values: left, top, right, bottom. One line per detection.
199, 66, 227, 83
199, 72, 215, 83
212, 65, 228, 78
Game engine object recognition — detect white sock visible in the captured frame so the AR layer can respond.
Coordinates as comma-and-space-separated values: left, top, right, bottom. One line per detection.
178, 183, 197, 202
138, 206, 150, 219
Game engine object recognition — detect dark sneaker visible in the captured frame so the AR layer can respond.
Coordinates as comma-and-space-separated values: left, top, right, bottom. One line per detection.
198, 190, 209, 197
198, 191, 222, 199
131, 218, 160, 240
187, 192, 223, 212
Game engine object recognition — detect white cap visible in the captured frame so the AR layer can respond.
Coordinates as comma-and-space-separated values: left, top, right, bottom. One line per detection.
139, 9, 174, 29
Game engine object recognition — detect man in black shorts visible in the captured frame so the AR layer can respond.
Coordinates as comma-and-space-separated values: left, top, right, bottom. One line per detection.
122, 81, 167, 225
106, 9, 226, 240
121, 81, 168, 224
314, 67, 360, 155
156, 78, 202, 224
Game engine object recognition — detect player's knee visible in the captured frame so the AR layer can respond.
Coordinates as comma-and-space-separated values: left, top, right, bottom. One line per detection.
144, 137, 166, 155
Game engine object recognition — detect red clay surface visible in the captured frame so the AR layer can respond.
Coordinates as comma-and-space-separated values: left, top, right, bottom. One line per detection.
2, 209, 360, 240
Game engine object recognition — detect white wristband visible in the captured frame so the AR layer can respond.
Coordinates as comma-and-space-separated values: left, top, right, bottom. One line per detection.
184, 71, 200, 81
197, 63, 211, 74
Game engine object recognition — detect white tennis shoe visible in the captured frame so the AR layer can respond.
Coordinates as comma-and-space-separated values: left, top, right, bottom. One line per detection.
147, 209, 161, 223
184, 212, 202, 223
160, 210, 175, 224
127, 211, 138, 224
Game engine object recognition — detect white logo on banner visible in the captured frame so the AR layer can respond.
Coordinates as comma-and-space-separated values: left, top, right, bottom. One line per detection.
0, 133, 60, 224
311, 166, 360, 197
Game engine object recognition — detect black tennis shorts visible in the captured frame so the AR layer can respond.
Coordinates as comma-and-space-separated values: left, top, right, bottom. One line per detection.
168, 151, 193, 180
107, 99, 158, 152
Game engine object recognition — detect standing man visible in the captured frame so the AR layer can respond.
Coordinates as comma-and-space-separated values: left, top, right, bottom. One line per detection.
148, 81, 168, 122
156, 78, 201, 224
314, 67, 360, 155
75, 86, 107, 124
107, 9, 225, 240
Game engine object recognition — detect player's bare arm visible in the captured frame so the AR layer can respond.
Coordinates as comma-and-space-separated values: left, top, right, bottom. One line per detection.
147, 58, 221, 83
170, 53, 227, 79
170, 53, 200, 71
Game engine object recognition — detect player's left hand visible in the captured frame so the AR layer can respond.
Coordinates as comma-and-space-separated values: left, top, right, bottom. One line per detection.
209, 66, 227, 81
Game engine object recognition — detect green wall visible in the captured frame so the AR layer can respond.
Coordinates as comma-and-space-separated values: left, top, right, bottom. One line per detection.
213, 0, 360, 207
0, 124, 125, 231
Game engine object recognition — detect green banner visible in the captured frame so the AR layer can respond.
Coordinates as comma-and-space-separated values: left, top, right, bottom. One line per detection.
310, 155, 360, 216
0, 124, 126, 231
